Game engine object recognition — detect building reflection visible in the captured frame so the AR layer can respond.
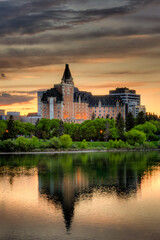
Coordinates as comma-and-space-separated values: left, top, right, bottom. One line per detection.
38, 152, 159, 231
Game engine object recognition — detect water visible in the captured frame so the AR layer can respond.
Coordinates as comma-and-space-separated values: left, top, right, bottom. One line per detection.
0, 151, 160, 240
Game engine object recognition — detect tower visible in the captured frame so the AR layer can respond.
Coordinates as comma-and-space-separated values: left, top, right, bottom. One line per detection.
61, 64, 75, 121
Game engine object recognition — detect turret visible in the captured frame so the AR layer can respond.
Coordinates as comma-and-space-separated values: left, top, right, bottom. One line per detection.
61, 64, 74, 85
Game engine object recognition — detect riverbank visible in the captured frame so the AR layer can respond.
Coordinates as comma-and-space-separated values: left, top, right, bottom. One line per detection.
0, 148, 160, 155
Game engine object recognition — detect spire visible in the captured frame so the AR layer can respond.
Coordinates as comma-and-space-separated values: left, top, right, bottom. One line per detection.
61, 64, 74, 85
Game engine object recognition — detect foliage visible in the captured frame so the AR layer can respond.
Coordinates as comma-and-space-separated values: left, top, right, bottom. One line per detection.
126, 112, 135, 131
142, 142, 156, 149
134, 121, 157, 140
4, 115, 16, 139
125, 129, 146, 145
57, 120, 64, 137
60, 134, 73, 148
0, 120, 7, 139
36, 118, 60, 139
16, 137, 30, 151
0, 139, 17, 152
80, 139, 88, 149
136, 111, 146, 125
116, 113, 125, 139
49, 137, 62, 149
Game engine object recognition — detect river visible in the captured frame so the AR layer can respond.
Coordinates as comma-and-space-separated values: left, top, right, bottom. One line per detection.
0, 151, 160, 240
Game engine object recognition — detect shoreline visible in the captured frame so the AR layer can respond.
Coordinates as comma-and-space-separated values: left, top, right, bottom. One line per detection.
0, 148, 159, 155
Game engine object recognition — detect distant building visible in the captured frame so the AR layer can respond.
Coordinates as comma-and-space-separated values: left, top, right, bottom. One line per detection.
27, 112, 40, 125
7, 111, 20, 116
37, 91, 46, 117
0, 109, 6, 120
40, 64, 126, 122
133, 105, 146, 117
0, 109, 5, 115
109, 87, 145, 117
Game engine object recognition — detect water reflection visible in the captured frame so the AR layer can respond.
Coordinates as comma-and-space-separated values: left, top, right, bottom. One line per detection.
37, 151, 160, 231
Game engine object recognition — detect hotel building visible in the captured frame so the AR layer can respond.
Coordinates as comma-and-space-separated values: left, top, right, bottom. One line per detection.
40, 64, 127, 122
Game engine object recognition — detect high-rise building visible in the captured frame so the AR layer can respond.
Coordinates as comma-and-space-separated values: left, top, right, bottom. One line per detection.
109, 87, 145, 117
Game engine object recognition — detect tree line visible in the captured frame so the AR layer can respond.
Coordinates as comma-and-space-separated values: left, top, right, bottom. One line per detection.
0, 111, 160, 142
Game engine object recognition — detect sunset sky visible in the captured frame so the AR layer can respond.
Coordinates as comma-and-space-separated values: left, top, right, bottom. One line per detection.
0, 0, 160, 115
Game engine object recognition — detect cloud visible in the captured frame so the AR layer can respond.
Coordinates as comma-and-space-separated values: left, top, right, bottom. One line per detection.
0, 0, 159, 37
0, 91, 35, 106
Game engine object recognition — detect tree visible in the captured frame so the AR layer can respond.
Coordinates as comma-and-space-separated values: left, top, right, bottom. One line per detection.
116, 113, 125, 139
136, 111, 146, 125
91, 112, 95, 120
60, 134, 72, 148
125, 129, 146, 145
104, 120, 110, 141
0, 120, 7, 139
134, 121, 157, 140
57, 120, 64, 137
125, 112, 135, 131
5, 115, 16, 139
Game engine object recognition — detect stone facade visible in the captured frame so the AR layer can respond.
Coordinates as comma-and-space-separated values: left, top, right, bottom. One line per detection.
41, 64, 126, 122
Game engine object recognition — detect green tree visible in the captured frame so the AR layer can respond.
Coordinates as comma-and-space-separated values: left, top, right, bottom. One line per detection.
125, 129, 146, 145
134, 121, 157, 140
57, 120, 64, 137
60, 134, 72, 149
136, 111, 146, 125
116, 113, 125, 139
0, 121, 7, 139
126, 112, 135, 131
5, 116, 16, 139
104, 120, 110, 141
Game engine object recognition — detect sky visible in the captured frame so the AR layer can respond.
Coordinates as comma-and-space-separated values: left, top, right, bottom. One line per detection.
0, 0, 160, 115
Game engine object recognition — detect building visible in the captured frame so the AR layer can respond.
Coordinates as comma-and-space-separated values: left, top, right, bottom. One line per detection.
109, 87, 145, 117
27, 113, 41, 125
7, 111, 20, 116
133, 105, 146, 117
0, 109, 5, 115
37, 91, 46, 117
0, 109, 6, 120
40, 64, 126, 122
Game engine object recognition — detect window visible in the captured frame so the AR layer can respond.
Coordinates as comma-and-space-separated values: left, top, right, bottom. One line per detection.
58, 111, 60, 113
99, 110, 101, 112
99, 114, 101, 116
58, 115, 60, 118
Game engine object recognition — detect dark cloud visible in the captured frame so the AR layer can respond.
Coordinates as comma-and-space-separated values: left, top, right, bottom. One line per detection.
0, 92, 35, 106
0, 34, 160, 69
1, 73, 6, 78
0, 0, 159, 36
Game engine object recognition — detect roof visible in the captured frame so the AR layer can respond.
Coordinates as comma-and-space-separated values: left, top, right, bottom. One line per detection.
110, 87, 136, 94
61, 64, 74, 85
41, 88, 63, 103
74, 88, 124, 106
27, 112, 38, 117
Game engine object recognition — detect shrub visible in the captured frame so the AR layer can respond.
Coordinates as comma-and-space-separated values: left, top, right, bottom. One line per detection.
28, 136, 40, 149
49, 137, 62, 149
108, 140, 114, 149
125, 129, 146, 145
142, 142, 156, 149
134, 142, 140, 149
2, 139, 17, 152
80, 139, 88, 149
60, 134, 72, 149
16, 137, 29, 151
117, 140, 126, 148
